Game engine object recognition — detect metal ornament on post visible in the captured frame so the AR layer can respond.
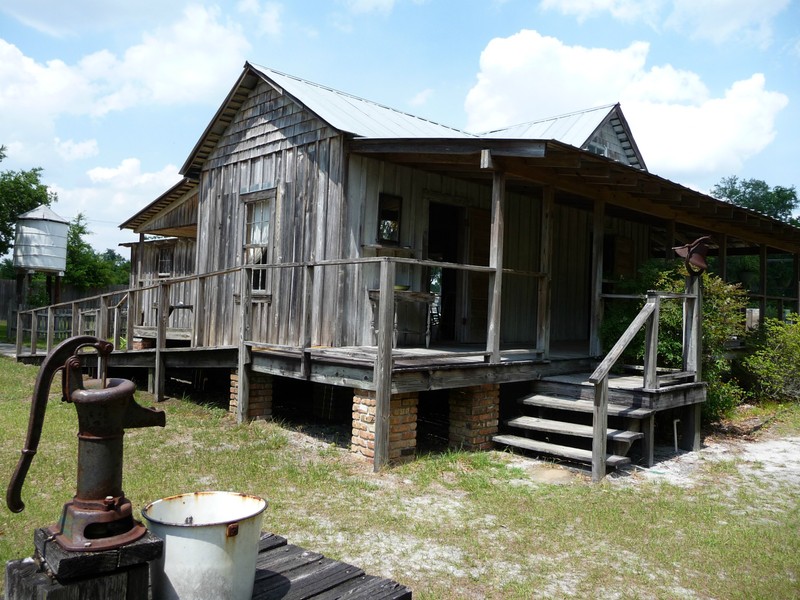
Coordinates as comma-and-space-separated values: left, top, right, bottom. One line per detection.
6, 335, 166, 552
672, 236, 711, 275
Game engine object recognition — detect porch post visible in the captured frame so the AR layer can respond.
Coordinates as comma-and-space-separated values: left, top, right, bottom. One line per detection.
589, 199, 605, 357
759, 245, 767, 326
487, 169, 506, 363
683, 275, 702, 381
718, 234, 728, 281
537, 187, 554, 358
664, 220, 675, 260
795, 253, 800, 315
374, 258, 395, 471
237, 267, 253, 423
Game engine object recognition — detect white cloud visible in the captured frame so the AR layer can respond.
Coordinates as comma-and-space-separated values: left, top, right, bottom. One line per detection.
539, 0, 664, 24
344, 0, 395, 14
465, 31, 649, 131
465, 30, 788, 184
665, 0, 789, 47
409, 88, 433, 107
51, 159, 181, 254
0, 0, 178, 38
540, 0, 790, 47
55, 138, 99, 161
623, 74, 788, 178
238, 0, 284, 36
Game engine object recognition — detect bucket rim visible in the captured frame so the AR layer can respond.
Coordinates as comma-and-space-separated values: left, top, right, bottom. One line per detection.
142, 490, 267, 527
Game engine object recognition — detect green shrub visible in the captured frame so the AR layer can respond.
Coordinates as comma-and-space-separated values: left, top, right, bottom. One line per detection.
601, 260, 749, 422
743, 315, 800, 401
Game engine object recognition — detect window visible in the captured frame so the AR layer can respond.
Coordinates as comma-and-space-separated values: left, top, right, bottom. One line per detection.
157, 247, 173, 277
243, 188, 275, 292
377, 193, 402, 244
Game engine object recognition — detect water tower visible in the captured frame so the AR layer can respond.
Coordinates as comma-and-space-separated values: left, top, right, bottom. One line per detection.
13, 205, 69, 308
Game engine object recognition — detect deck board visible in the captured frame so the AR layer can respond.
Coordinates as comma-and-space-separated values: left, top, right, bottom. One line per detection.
251, 533, 411, 599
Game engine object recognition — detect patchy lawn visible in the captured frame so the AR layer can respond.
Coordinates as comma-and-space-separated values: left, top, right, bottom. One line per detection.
1, 357, 798, 598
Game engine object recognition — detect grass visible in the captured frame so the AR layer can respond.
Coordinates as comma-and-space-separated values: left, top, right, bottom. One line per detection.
1, 355, 799, 597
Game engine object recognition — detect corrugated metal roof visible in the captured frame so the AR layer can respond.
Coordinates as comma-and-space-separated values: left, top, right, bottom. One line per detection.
480, 104, 617, 146
250, 64, 475, 139
17, 205, 69, 224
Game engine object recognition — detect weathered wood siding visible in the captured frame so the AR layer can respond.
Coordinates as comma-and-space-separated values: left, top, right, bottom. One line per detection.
131, 239, 196, 331
195, 81, 345, 347
138, 193, 198, 235
550, 205, 649, 342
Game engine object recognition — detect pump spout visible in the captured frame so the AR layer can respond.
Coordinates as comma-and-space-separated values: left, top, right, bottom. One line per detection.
124, 396, 167, 430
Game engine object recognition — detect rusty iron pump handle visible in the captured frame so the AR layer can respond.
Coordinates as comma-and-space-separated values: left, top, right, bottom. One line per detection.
6, 336, 113, 513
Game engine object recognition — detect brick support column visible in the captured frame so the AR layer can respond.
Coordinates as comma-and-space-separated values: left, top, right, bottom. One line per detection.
230, 369, 273, 421
449, 384, 500, 450
352, 389, 418, 464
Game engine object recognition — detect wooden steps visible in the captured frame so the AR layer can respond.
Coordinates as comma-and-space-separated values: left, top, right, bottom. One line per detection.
493, 435, 631, 467
505, 416, 643, 443
493, 381, 655, 470
521, 393, 654, 418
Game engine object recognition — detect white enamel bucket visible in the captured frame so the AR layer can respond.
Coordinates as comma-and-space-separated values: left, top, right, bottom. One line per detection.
142, 491, 267, 600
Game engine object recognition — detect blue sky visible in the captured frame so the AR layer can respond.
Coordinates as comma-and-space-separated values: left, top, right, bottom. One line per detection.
1, 0, 798, 256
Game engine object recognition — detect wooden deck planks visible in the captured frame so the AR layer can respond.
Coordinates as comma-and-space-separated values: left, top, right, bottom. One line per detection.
251, 533, 411, 600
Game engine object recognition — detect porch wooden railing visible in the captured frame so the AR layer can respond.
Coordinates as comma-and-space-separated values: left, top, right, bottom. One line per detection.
588, 276, 702, 482
14, 256, 545, 471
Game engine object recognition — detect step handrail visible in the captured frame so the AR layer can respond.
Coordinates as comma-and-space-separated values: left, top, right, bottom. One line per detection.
588, 292, 660, 482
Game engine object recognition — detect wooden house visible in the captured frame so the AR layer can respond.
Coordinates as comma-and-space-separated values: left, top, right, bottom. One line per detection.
19, 63, 800, 480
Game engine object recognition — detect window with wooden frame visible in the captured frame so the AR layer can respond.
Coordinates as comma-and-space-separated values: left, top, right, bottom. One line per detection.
377, 193, 402, 244
242, 188, 276, 293
157, 246, 174, 277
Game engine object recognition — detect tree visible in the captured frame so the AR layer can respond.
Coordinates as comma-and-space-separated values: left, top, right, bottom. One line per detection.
63, 214, 131, 290
710, 175, 799, 223
0, 145, 58, 256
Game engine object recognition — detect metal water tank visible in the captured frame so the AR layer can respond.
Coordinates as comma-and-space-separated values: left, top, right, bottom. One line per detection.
12, 206, 69, 273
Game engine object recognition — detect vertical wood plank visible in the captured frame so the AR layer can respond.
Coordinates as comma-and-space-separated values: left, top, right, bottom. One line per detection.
643, 294, 660, 390
759, 244, 767, 327
301, 265, 313, 378
589, 199, 605, 357
30, 310, 38, 356
374, 258, 395, 472
486, 171, 505, 363
15, 308, 23, 357
537, 187, 554, 356
237, 268, 253, 424
155, 282, 168, 402
683, 275, 702, 381
46, 306, 54, 352
71, 302, 80, 337
193, 276, 205, 347
718, 233, 728, 281
592, 378, 608, 483
125, 292, 133, 352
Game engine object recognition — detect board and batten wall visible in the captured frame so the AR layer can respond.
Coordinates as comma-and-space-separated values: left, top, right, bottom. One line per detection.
131, 238, 196, 331
194, 80, 346, 347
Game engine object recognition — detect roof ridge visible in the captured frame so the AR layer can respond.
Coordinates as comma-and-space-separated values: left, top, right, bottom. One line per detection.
479, 103, 618, 136
249, 63, 475, 138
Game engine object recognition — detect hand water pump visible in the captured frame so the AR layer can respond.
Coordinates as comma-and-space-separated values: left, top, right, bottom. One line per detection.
6, 335, 165, 551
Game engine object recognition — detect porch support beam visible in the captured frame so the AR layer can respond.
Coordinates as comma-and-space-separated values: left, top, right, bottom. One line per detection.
589, 199, 606, 357
537, 187, 554, 358
795, 253, 800, 315
665, 220, 675, 261
374, 258, 395, 471
759, 244, 767, 327
486, 164, 506, 363
718, 233, 728, 281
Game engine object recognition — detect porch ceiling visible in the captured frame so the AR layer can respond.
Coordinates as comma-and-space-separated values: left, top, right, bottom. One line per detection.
350, 138, 800, 255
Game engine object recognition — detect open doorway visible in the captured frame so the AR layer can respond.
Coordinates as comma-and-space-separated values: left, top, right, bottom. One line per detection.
428, 202, 462, 342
